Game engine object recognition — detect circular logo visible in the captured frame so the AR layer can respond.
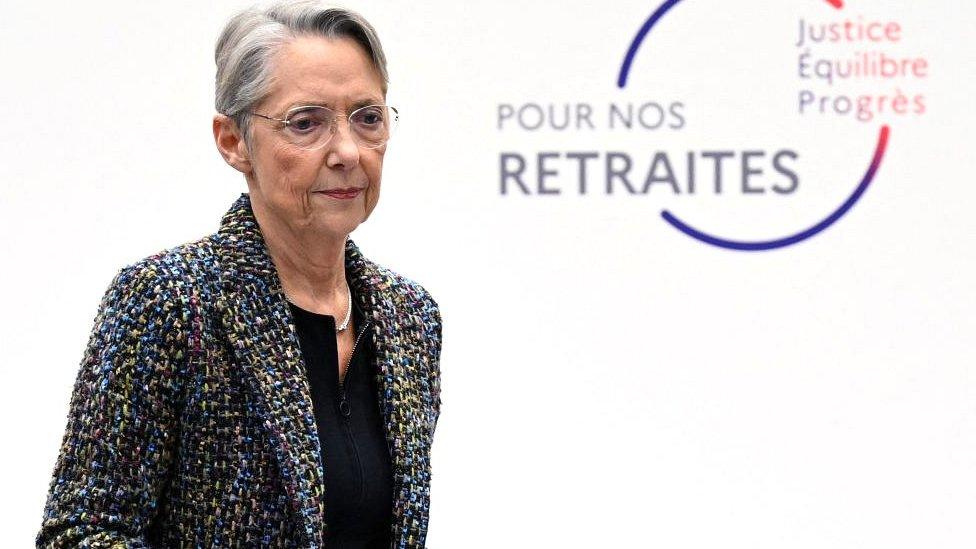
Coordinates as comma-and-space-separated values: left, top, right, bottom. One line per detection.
618, 0, 896, 251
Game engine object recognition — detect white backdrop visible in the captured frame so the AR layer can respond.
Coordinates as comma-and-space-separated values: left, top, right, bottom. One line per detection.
2, 0, 975, 546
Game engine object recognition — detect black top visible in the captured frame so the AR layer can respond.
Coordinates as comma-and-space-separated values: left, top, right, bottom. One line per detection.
288, 293, 394, 548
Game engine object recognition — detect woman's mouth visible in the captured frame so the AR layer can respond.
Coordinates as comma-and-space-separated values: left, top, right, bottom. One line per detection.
315, 188, 363, 200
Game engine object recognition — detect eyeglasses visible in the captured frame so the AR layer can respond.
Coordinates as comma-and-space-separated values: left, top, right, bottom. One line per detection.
249, 104, 399, 150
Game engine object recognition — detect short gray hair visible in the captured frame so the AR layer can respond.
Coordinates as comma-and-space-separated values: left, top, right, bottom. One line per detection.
214, 1, 389, 143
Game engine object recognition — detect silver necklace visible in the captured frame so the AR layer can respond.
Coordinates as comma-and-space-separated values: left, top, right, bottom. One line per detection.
335, 284, 353, 333
287, 284, 352, 333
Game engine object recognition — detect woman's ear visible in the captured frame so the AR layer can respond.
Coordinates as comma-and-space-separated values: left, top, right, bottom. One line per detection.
212, 114, 253, 174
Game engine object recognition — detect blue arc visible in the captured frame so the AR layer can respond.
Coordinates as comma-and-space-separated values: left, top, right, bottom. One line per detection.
661, 125, 889, 251
618, 0, 841, 86
618, 0, 683, 88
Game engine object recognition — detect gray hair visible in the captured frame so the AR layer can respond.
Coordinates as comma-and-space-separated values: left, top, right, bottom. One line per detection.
214, 1, 389, 144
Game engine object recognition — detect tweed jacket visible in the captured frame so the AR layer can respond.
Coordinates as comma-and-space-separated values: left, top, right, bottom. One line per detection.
37, 193, 443, 548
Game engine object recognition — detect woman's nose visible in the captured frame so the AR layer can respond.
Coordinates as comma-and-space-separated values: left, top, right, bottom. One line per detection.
325, 118, 360, 168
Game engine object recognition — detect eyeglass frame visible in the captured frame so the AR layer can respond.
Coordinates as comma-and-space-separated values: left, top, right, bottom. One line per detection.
247, 103, 399, 151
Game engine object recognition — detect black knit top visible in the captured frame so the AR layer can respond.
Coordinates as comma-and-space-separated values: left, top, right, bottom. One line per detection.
288, 293, 394, 547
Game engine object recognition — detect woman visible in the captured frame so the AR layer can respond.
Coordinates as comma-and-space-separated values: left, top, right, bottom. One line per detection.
35, 2, 442, 547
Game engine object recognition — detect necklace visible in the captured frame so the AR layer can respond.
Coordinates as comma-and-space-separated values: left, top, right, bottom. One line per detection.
286, 284, 352, 333
335, 284, 352, 333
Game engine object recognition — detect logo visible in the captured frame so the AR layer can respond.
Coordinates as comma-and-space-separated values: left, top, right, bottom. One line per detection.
496, 0, 928, 251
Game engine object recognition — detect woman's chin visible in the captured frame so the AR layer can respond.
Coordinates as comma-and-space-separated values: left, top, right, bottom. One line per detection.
310, 213, 362, 238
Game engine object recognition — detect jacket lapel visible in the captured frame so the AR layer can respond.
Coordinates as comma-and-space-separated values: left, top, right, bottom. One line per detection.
213, 193, 411, 544
343, 230, 413, 501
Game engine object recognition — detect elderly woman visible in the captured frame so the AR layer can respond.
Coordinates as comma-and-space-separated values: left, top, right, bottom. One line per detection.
36, 2, 442, 547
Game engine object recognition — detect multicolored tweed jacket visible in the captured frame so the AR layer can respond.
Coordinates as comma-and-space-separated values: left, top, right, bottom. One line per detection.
36, 193, 442, 548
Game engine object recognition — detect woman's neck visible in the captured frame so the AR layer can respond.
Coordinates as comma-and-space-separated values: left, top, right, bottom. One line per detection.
252, 201, 349, 314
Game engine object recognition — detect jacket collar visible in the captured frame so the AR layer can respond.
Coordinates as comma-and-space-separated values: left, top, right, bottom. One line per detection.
213, 193, 409, 547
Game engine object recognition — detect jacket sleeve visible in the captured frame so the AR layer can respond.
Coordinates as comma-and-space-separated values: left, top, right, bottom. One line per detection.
427, 295, 443, 433
36, 264, 187, 548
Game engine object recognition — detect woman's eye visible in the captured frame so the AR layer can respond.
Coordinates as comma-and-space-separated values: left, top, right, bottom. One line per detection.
354, 109, 384, 127
289, 116, 318, 131
286, 110, 326, 132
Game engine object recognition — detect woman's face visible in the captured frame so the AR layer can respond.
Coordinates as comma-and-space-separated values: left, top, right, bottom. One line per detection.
243, 35, 386, 239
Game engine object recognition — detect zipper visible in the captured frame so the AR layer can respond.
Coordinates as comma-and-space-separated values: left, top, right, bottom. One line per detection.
337, 319, 370, 415
337, 319, 370, 508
